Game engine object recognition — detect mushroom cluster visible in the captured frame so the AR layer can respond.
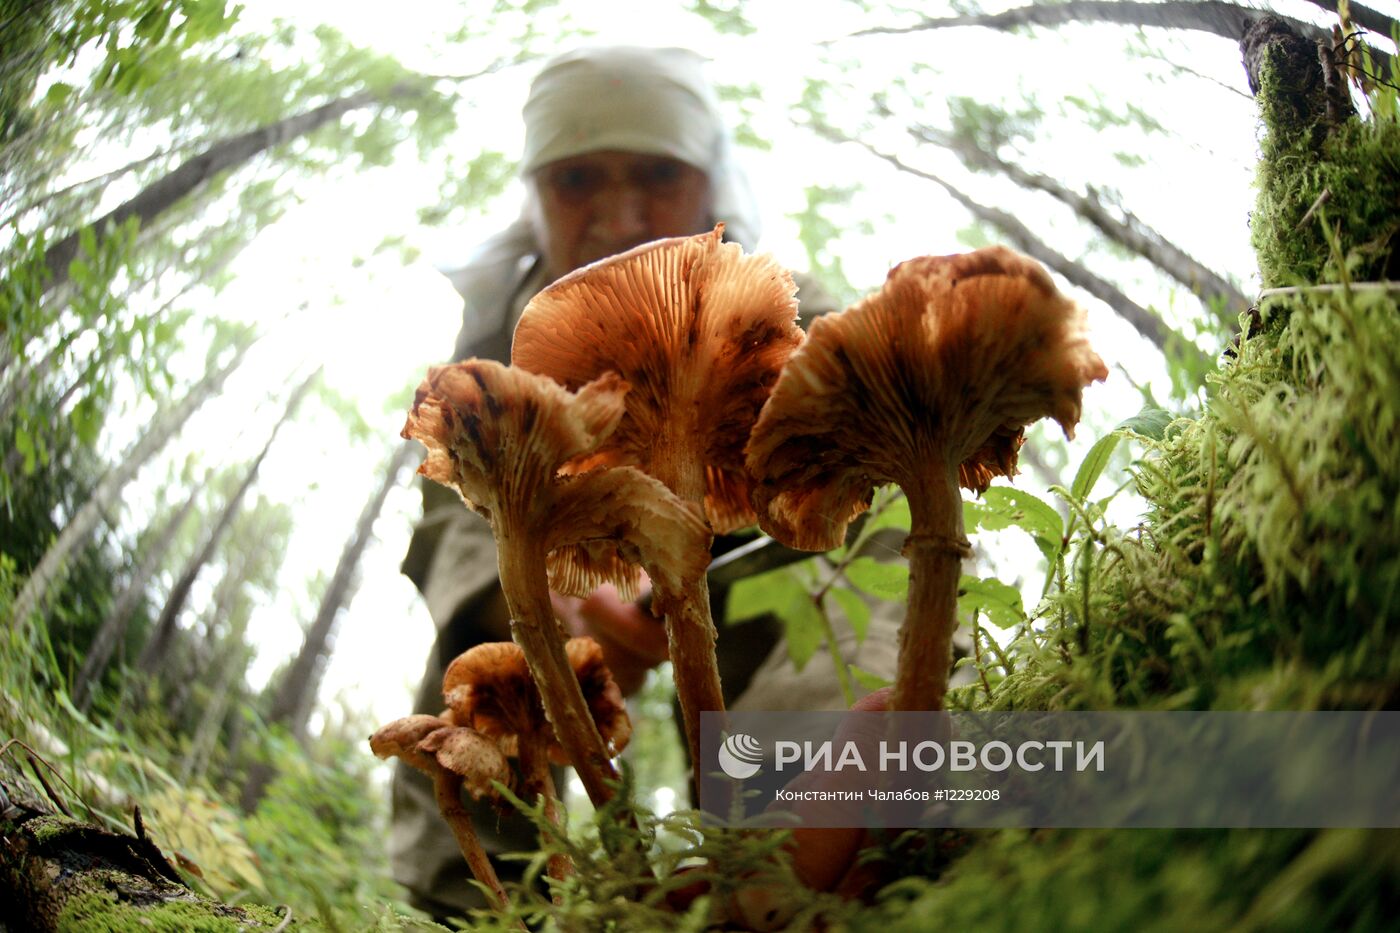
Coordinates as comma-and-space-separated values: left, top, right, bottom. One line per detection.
381, 234, 1107, 924
444, 637, 630, 886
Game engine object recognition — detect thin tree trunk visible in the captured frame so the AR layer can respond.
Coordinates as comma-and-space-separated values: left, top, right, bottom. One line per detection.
909, 124, 1250, 318
812, 122, 1210, 370
180, 617, 251, 783
39, 82, 421, 294
164, 546, 248, 722
6, 342, 251, 633
240, 442, 416, 811
135, 371, 317, 675
72, 483, 202, 711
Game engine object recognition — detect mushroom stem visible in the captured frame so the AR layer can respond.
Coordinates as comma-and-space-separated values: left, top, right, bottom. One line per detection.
496, 526, 622, 808
430, 769, 514, 917
650, 424, 728, 790
520, 738, 573, 891
894, 466, 971, 711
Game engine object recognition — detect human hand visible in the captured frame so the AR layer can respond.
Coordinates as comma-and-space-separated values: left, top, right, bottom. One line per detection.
549, 577, 669, 696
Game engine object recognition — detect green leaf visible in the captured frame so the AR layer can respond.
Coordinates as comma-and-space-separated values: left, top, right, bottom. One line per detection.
1070, 431, 1122, 501
866, 489, 910, 532
966, 487, 1064, 563
829, 587, 871, 643
959, 575, 1024, 629
1117, 407, 1173, 440
725, 566, 805, 623
850, 664, 892, 693
781, 592, 824, 672
44, 83, 76, 107
843, 557, 908, 599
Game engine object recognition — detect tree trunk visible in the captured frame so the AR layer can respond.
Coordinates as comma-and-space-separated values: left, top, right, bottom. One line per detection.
71, 483, 202, 711
909, 123, 1249, 318
180, 620, 251, 783
0, 761, 290, 931
6, 343, 251, 634
135, 371, 317, 676
239, 442, 416, 811
39, 82, 420, 294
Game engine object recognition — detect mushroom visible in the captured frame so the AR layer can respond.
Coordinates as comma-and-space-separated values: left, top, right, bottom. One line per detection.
369, 714, 516, 914
745, 247, 1108, 711
512, 224, 804, 781
444, 638, 631, 885
401, 360, 708, 806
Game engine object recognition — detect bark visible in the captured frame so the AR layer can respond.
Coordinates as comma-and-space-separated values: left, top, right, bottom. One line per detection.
38, 82, 420, 295
845, 0, 1393, 74
909, 123, 1250, 317
135, 371, 317, 676
812, 122, 1209, 370
6, 343, 251, 633
71, 484, 202, 711
1302, 0, 1399, 44
238, 442, 414, 810
0, 763, 292, 931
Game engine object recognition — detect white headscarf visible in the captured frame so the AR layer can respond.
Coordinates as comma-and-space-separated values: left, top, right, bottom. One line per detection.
441, 46, 761, 357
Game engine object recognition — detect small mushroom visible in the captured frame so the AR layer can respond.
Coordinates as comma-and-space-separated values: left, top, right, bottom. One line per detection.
402, 360, 707, 807
746, 247, 1108, 711
512, 225, 804, 783
369, 715, 515, 914
444, 638, 631, 885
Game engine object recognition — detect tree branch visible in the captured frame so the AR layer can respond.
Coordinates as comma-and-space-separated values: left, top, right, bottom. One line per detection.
808, 120, 1210, 372
836, 0, 1392, 73
908, 123, 1249, 319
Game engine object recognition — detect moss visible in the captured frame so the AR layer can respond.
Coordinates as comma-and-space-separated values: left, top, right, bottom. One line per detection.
1249, 27, 1400, 289
28, 813, 89, 846
57, 888, 301, 932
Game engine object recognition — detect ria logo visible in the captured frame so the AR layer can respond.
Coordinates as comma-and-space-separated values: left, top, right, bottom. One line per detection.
718, 733, 764, 779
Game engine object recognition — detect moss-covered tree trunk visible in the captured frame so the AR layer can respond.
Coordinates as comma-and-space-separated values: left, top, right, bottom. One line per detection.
0, 766, 297, 932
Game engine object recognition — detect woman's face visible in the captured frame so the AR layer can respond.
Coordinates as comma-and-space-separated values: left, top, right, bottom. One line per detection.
528, 150, 713, 281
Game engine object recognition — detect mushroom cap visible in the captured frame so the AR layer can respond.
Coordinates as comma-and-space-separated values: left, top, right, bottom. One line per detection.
369, 714, 511, 799
401, 359, 627, 528
417, 726, 513, 799
442, 638, 631, 761
511, 224, 803, 532
559, 636, 632, 764
401, 359, 710, 599
544, 467, 711, 601
370, 714, 452, 773
746, 246, 1108, 551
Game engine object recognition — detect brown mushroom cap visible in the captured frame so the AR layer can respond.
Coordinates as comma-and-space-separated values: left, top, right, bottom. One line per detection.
443, 638, 631, 761
746, 246, 1109, 551
401, 360, 627, 527
511, 224, 803, 532
401, 359, 709, 601
370, 715, 510, 800
418, 726, 513, 800
370, 714, 452, 773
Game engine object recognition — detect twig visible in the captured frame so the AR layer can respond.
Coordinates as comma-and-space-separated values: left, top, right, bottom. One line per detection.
0, 739, 93, 821
271, 905, 293, 933
1293, 188, 1332, 231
